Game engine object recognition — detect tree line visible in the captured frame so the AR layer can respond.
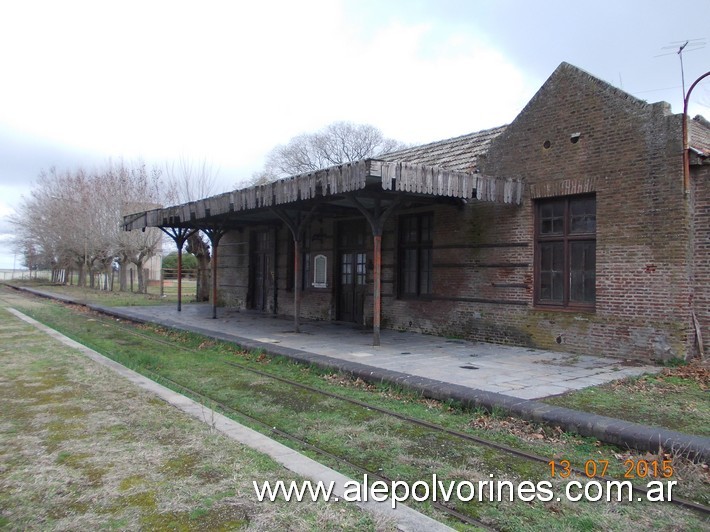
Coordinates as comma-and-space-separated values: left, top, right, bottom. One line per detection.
10, 158, 216, 295
10, 121, 406, 298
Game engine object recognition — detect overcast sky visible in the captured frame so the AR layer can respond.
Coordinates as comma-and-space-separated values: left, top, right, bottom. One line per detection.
1, 0, 708, 269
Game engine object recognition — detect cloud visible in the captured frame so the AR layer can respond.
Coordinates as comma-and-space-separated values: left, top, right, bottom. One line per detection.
0, 217, 16, 237
10, 0, 707, 199
0, 184, 25, 237
339, 22, 533, 143
0, 1, 534, 186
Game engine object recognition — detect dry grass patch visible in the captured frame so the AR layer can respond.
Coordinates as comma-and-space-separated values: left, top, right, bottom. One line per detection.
3, 287, 709, 530
0, 305, 390, 531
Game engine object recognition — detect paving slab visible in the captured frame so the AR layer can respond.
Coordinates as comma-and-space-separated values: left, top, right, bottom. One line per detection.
27, 293, 658, 399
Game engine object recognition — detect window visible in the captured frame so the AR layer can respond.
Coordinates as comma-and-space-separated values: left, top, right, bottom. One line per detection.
313, 254, 327, 288
340, 253, 367, 286
286, 239, 294, 292
285, 239, 310, 292
299, 227, 311, 291
535, 194, 596, 309
398, 213, 433, 297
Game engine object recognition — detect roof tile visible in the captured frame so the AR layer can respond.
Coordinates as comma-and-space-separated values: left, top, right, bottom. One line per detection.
690, 115, 710, 156
379, 125, 507, 172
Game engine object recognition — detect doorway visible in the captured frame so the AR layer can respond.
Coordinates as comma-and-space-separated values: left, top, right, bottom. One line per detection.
337, 221, 368, 323
249, 230, 270, 311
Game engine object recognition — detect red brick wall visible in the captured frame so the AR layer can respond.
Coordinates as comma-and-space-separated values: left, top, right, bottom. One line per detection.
275, 220, 338, 321
218, 230, 249, 308
216, 63, 700, 362
382, 64, 694, 361
474, 63, 690, 360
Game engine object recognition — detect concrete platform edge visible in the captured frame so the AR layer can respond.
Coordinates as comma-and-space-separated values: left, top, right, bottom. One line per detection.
16, 287, 710, 462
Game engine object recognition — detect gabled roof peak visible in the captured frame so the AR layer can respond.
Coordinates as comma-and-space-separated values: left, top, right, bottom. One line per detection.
550, 61, 657, 110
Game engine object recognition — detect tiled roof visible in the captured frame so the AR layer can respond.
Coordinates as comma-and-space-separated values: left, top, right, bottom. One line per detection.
690, 115, 710, 157
379, 125, 507, 173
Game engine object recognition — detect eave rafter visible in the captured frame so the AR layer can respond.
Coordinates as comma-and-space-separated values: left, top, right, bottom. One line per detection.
122, 159, 522, 232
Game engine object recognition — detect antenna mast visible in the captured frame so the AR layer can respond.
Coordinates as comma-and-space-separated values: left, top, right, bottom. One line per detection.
677, 41, 688, 99
659, 38, 706, 102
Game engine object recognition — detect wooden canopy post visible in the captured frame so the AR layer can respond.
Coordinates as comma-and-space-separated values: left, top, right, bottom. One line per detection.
160, 227, 197, 312
270, 205, 318, 333
203, 228, 227, 319
348, 194, 402, 346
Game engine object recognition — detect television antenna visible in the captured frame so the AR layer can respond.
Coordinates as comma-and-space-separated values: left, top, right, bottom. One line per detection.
659, 39, 706, 99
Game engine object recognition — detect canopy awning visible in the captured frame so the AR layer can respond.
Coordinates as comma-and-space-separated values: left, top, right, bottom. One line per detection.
123, 158, 522, 231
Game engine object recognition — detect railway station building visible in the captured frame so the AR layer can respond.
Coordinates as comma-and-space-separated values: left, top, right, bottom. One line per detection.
124, 62, 710, 362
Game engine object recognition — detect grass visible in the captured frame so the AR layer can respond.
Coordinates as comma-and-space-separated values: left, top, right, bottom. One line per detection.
2, 285, 709, 530
543, 365, 709, 437
0, 296, 389, 531
5, 278, 197, 307
23, 272, 706, 439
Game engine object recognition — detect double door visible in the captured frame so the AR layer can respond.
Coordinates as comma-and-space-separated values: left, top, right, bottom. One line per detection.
337, 222, 369, 324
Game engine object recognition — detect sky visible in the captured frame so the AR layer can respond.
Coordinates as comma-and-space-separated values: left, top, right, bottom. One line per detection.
1, 0, 708, 269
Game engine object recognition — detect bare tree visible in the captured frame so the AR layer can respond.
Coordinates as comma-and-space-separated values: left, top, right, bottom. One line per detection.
162, 157, 220, 302
12, 167, 95, 285
163, 157, 218, 206
109, 160, 163, 293
12, 160, 164, 293
252, 121, 407, 184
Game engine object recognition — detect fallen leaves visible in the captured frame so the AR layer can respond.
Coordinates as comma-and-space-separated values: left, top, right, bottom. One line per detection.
661, 361, 709, 390
469, 415, 569, 444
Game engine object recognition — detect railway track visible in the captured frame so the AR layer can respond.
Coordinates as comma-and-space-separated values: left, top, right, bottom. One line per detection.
86, 309, 710, 520
4, 291, 709, 527
140, 365, 494, 530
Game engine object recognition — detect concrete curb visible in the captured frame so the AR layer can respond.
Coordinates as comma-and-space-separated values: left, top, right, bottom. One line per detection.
16, 286, 710, 462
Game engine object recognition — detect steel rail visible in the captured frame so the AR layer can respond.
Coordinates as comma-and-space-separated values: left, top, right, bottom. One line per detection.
137, 365, 494, 530
105, 317, 710, 518
11, 294, 709, 520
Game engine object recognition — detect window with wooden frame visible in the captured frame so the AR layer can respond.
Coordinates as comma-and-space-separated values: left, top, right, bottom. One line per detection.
313, 254, 327, 288
535, 194, 596, 309
286, 239, 295, 292
398, 213, 433, 298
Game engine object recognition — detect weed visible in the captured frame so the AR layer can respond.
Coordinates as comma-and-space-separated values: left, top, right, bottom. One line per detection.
662, 357, 688, 368
4, 286, 709, 530
0, 289, 384, 531
544, 369, 709, 436
201, 400, 218, 433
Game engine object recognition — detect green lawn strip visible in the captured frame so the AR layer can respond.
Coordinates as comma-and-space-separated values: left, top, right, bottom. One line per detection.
542, 372, 709, 437
129, 323, 709, 493
4, 288, 709, 530
5, 279, 192, 307
0, 304, 384, 531
13, 282, 709, 435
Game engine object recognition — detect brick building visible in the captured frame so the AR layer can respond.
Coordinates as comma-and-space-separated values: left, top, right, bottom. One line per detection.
124, 62, 710, 362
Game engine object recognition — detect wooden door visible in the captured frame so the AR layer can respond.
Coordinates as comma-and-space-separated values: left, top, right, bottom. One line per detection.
250, 230, 269, 311
337, 222, 368, 323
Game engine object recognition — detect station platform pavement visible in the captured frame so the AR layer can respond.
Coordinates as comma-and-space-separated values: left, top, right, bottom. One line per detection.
15, 287, 710, 461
